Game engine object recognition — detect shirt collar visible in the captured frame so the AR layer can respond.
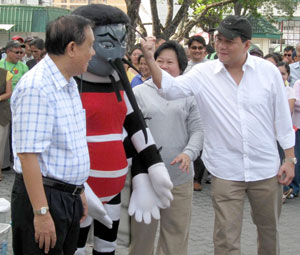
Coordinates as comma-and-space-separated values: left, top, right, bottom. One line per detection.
214, 53, 255, 74
44, 54, 73, 90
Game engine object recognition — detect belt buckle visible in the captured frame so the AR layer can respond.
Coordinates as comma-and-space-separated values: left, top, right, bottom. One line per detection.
72, 186, 79, 196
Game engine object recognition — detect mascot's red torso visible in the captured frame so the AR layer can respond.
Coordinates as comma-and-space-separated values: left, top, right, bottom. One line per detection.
76, 77, 128, 202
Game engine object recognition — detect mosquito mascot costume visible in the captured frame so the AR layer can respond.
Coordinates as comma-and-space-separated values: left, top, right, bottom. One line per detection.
72, 4, 173, 255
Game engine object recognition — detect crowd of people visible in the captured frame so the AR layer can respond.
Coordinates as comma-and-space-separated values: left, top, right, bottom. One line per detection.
0, 4, 299, 255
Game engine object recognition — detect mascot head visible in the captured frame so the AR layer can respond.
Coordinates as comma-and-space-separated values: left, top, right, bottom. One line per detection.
72, 4, 130, 76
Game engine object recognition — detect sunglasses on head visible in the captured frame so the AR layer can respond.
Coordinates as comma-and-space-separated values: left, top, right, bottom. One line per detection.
284, 53, 292, 57
190, 46, 204, 50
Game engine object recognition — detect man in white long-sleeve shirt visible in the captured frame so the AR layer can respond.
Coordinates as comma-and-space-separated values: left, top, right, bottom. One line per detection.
141, 15, 296, 255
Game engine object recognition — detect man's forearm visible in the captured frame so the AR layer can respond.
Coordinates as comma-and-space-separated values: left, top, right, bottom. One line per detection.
284, 147, 295, 159
18, 153, 48, 211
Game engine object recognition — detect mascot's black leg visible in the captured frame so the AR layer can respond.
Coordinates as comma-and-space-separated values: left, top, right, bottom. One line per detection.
93, 194, 121, 255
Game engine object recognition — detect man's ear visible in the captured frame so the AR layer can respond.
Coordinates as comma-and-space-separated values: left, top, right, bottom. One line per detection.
65, 41, 76, 57
245, 40, 251, 52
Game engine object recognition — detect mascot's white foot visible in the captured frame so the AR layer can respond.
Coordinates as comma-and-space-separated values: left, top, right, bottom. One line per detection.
74, 247, 86, 255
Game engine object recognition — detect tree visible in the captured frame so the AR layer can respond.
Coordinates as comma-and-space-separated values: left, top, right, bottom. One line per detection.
125, 0, 297, 49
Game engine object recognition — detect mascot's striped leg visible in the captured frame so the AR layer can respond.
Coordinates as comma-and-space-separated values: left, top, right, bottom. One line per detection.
93, 194, 121, 255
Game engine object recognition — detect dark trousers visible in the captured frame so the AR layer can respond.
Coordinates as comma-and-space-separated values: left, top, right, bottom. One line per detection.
193, 152, 206, 184
11, 174, 83, 255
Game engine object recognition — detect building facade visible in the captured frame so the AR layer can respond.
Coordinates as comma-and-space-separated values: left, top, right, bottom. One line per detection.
52, 0, 126, 12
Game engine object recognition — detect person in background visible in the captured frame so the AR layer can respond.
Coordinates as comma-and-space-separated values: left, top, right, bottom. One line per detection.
277, 61, 297, 202
0, 68, 12, 181
127, 44, 143, 80
289, 43, 300, 86
26, 38, 46, 69
264, 53, 279, 65
205, 44, 218, 60
12, 35, 24, 44
23, 36, 34, 63
10, 14, 94, 254
184, 35, 208, 73
249, 48, 263, 58
283, 45, 295, 64
184, 35, 208, 191
273, 52, 283, 62
141, 15, 295, 255
130, 54, 151, 88
0, 40, 28, 90
278, 61, 295, 113
291, 78, 300, 201
155, 35, 166, 49
130, 40, 203, 255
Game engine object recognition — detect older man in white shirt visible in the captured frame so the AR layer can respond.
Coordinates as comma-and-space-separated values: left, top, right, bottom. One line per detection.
141, 15, 295, 255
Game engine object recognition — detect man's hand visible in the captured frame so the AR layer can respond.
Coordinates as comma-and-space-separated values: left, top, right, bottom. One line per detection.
171, 153, 191, 173
277, 162, 295, 185
80, 191, 88, 224
141, 36, 156, 59
34, 213, 56, 254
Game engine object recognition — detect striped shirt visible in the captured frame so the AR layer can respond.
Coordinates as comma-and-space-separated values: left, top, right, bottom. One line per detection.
11, 54, 90, 185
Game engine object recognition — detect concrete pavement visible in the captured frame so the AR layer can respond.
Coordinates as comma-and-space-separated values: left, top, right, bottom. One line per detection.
1, 169, 300, 254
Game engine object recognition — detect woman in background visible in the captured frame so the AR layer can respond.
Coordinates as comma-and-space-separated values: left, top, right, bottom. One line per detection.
129, 41, 203, 255
0, 68, 12, 181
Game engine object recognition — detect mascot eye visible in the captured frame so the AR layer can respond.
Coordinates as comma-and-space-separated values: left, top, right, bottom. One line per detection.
100, 41, 114, 49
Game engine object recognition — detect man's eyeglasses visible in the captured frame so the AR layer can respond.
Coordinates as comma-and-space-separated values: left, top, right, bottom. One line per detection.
12, 51, 23, 55
190, 46, 204, 50
284, 53, 292, 57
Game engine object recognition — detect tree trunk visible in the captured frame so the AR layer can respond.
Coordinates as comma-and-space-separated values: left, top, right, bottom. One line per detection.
125, 0, 142, 52
150, 0, 161, 36
172, 0, 238, 41
233, 2, 243, 16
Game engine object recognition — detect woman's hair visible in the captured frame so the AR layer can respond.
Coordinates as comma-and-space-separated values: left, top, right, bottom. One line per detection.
154, 40, 188, 74
138, 54, 145, 64
277, 61, 290, 76
129, 44, 142, 56
264, 53, 279, 65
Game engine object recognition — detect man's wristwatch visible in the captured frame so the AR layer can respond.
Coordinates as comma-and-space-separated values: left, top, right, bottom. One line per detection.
283, 157, 297, 165
33, 206, 49, 215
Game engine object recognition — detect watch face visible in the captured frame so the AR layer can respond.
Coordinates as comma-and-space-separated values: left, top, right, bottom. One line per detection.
41, 207, 47, 214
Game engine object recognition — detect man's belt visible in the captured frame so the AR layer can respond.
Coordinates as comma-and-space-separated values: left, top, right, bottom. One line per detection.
42, 176, 84, 195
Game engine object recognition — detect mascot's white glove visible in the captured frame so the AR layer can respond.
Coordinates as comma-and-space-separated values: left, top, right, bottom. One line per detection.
128, 173, 161, 224
84, 182, 113, 229
148, 162, 174, 208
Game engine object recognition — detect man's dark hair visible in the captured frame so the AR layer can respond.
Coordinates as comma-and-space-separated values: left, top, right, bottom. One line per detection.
264, 53, 279, 65
72, 4, 130, 26
188, 35, 206, 48
277, 61, 290, 76
284, 45, 295, 52
154, 40, 188, 74
29, 38, 45, 51
45, 14, 93, 55
206, 45, 215, 54
273, 52, 283, 62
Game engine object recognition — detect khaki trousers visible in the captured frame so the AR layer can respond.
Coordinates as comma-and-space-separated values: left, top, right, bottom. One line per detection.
211, 176, 282, 255
129, 181, 193, 255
